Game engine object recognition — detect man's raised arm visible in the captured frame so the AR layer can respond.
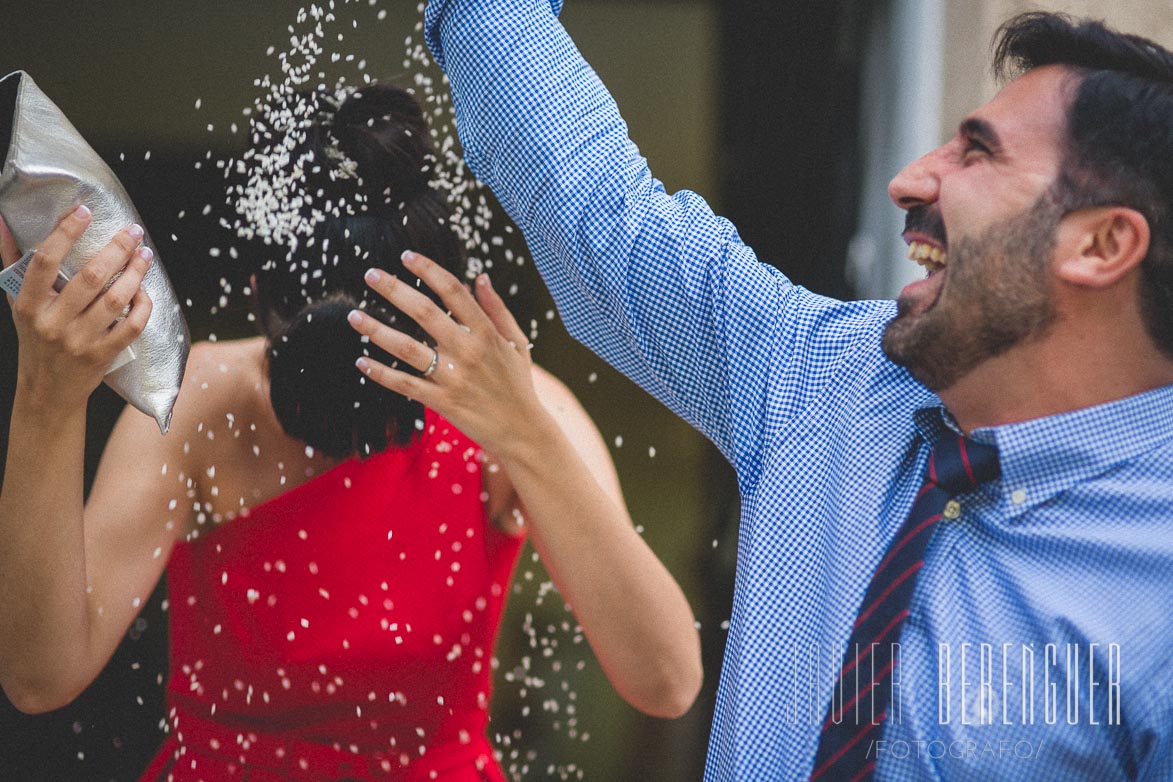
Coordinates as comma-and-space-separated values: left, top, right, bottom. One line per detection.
425, 0, 888, 483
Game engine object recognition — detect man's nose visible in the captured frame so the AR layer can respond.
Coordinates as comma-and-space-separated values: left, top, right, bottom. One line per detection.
888, 146, 948, 210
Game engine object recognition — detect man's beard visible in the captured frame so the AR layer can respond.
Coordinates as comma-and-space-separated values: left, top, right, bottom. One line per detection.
881, 194, 1062, 391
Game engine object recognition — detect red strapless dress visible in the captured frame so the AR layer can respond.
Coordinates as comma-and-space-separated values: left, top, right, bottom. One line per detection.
139, 410, 524, 782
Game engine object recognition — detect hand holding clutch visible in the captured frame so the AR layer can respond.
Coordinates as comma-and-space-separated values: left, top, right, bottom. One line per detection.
0, 70, 189, 433
1, 209, 155, 416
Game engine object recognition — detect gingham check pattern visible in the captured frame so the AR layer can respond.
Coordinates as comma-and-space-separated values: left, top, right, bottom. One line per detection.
426, 1, 1173, 779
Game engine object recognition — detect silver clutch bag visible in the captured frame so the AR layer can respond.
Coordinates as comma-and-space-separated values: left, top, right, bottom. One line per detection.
0, 70, 189, 433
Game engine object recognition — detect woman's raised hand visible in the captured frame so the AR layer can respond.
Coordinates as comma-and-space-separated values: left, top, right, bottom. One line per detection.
1, 206, 154, 412
347, 251, 541, 456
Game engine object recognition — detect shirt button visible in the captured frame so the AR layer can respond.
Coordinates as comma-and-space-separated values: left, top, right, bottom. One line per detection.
943, 500, 962, 519
1011, 489, 1027, 505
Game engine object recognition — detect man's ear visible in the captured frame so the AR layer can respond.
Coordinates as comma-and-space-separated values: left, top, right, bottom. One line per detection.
1054, 206, 1150, 288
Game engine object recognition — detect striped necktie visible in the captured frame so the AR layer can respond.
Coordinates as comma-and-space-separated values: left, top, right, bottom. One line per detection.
810, 433, 1000, 782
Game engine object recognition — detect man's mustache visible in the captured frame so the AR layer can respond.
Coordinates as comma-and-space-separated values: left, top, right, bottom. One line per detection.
904, 206, 947, 245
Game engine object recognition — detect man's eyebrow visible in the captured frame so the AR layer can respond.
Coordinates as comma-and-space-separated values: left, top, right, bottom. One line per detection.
959, 117, 1003, 152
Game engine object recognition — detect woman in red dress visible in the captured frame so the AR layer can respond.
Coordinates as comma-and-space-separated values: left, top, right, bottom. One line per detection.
0, 84, 701, 781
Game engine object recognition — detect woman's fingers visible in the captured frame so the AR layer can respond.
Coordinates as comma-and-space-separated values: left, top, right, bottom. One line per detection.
78, 242, 153, 332
354, 257, 545, 456
53, 224, 145, 318
400, 251, 494, 333
347, 309, 437, 374
0, 215, 20, 269
355, 356, 438, 407
18, 205, 92, 309
363, 266, 465, 347
100, 288, 153, 355
474, 273, 530, 355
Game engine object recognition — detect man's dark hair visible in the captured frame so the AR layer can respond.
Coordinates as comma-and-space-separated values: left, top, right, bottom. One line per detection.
994, 12, 1173, 357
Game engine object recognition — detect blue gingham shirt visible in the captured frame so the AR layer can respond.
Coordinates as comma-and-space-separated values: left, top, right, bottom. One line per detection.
424, 2, 1173, 779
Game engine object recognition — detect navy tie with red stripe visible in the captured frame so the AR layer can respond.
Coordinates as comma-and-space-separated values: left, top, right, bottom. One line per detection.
810, 433, 1000, 782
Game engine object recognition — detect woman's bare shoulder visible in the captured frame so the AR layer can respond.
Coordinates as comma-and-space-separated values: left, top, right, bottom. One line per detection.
174, 337, 268, 421
185, 337, 266, 384
163, 337, 271, 470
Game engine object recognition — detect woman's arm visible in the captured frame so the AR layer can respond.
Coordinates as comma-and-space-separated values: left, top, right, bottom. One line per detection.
0, 211, 192, 713
348, 251, 702, 718
503, 365, 703, 717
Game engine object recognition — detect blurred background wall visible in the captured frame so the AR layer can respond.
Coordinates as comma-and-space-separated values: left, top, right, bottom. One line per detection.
1, 1, 1169, 780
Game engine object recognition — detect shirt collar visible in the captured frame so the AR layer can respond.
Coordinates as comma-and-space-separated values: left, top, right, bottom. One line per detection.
914, 384, 1173, 518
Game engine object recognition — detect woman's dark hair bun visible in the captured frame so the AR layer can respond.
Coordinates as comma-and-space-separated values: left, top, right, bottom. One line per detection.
323, 82, 435, 204
253, 82, 467, 461
267, 293, 421, 459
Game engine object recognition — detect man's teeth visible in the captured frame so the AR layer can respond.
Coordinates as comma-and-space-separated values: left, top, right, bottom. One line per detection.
906, 241, 947, 271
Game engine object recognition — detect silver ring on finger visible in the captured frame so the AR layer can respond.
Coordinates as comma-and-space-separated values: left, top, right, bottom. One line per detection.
423, 348, 439, 378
